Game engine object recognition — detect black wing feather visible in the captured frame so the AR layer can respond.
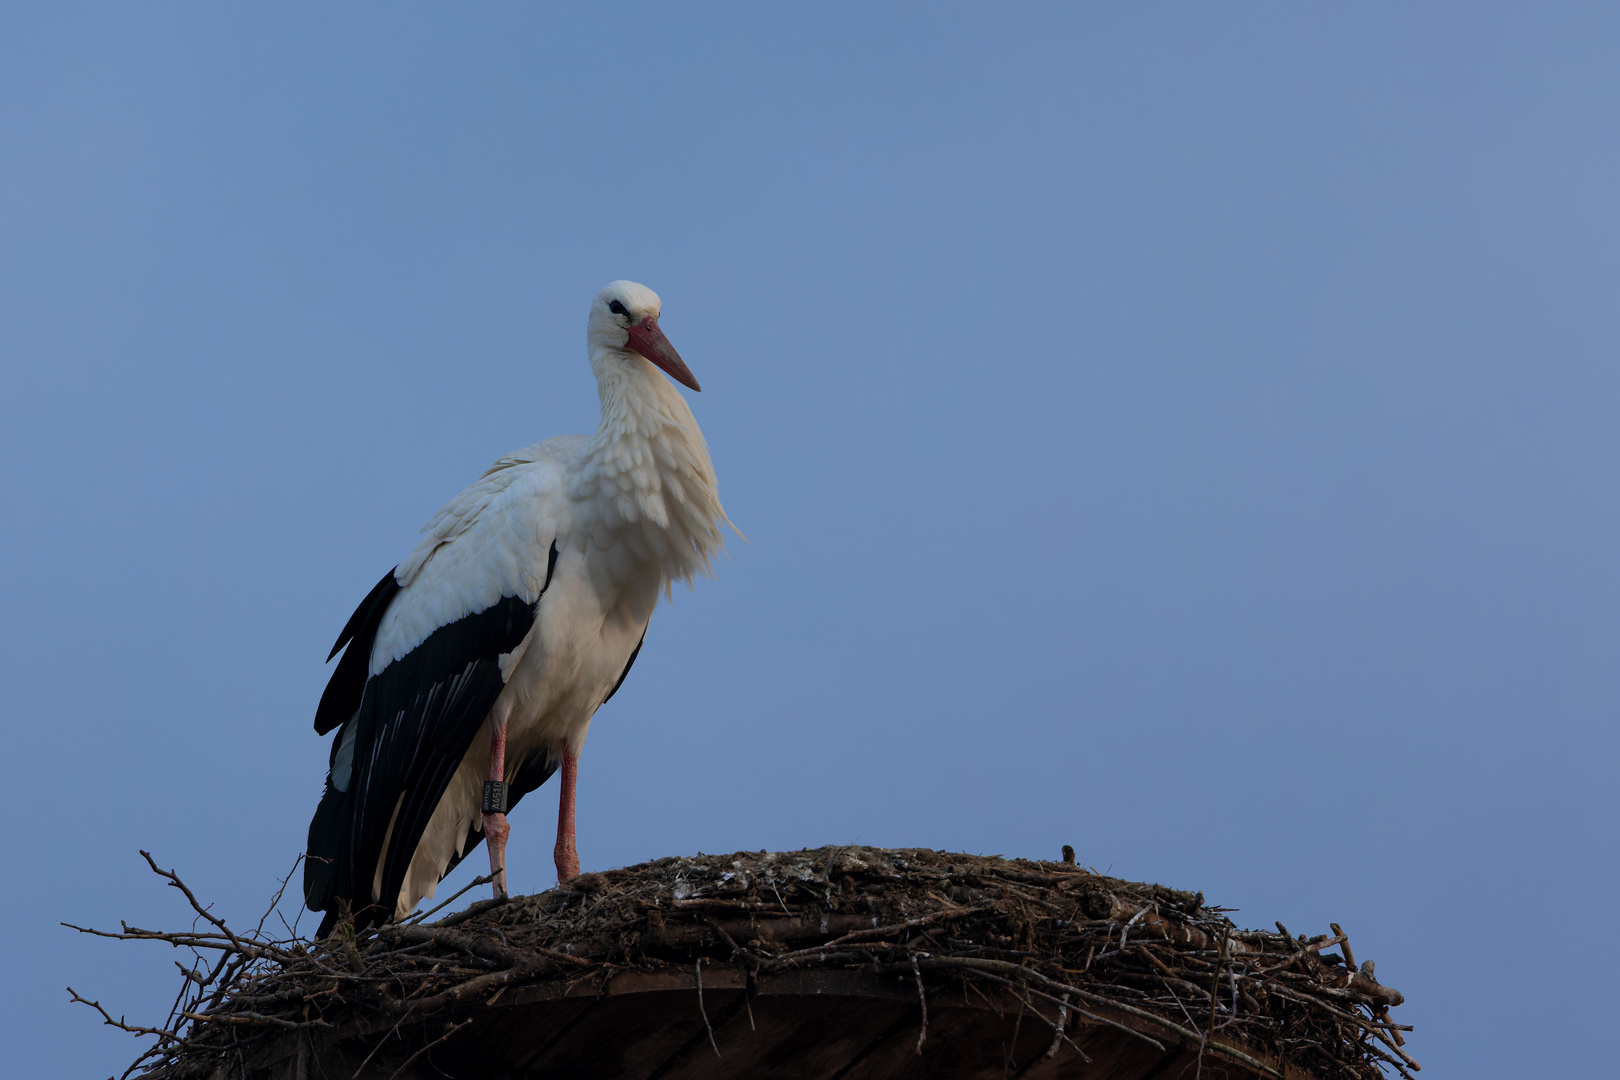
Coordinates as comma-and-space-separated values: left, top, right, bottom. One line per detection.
306, 544, 562, 929
337, 595, 535, 924
314, 568, 401, 735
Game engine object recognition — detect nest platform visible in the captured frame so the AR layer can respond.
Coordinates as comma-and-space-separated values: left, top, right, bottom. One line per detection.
91, 847, 1418, 1079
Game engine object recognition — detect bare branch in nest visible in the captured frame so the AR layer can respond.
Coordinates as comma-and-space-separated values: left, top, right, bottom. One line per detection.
69, 987, 192, 1045
695, 958, 721, 1058
385, 1018, 472, 1080
404, 873, 492, 926
911, 955, 928, 1054
139, 850, 251, 956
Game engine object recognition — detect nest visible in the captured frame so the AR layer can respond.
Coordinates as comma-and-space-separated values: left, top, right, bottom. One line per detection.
71, 847, 1418, 1079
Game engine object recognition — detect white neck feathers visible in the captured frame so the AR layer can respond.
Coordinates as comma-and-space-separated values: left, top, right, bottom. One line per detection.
568, 347, 733, 590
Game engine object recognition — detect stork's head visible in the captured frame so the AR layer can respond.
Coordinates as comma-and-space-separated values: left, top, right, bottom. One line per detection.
588, 280, 701, 392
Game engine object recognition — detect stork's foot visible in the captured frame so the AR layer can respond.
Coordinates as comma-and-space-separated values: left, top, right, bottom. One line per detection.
483, 811, 510, 900
554, 833, 579, 884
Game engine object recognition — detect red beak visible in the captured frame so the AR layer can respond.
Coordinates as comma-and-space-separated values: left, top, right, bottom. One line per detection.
625, 315, 701, 391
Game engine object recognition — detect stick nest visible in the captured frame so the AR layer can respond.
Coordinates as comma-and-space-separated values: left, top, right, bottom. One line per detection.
70, 847, 1418, 1079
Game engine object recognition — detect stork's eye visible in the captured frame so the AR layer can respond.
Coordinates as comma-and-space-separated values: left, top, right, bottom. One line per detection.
608, 300, 629, 317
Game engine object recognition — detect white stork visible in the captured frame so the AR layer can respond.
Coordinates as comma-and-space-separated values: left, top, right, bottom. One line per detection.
303, 281, 734, 933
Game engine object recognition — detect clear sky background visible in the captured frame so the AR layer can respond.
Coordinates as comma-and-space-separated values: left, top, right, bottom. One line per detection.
2, 4, 1615, 1077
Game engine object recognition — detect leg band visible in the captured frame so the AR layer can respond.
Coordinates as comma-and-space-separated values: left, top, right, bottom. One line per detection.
482, 780, 509, 814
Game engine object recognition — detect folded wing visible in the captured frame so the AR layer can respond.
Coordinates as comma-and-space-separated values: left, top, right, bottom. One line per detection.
305, 452, 569, 929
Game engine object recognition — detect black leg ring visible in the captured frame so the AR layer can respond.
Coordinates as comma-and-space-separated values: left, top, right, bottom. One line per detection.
483, 780, 509, 814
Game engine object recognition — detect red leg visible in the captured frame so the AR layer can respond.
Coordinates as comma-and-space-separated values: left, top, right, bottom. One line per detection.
554, 741, 580, 883
483, 720, 510, 901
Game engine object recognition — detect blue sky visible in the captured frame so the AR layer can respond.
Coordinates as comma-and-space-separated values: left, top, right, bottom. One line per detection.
2, 4, 1616, 1076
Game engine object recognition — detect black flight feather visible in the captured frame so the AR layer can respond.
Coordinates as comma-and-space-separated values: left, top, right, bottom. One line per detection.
314, 568, 401, 736
305, 542, 563, 930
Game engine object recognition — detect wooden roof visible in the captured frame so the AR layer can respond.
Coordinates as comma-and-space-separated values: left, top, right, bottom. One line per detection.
251, 964, 1318, 1080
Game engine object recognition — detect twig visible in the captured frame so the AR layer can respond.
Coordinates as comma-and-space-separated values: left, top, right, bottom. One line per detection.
773, 907, 987, 961
912, 955, 928, 1054
1219, 964, 1240, 1030
1008, 996, 1025, 1070
350, 994, 425, 1079
905, 957, 1282, 1079
61, 922, 288, 962
407, 874, 494, 926
1160, 977, 1198, 1029
68, 987, 194, 1047
1262, 981, 1423, 1072
1044, 993, 1069, 1059
1117, 905, 1150, 951
140, 851, 253, 956
1205, 926, 1230, 1038
1375, 1004, 1410, 1046
958, 967, 1162, 1054
1253, 929, 1347, 975
179, 1010, 330, 1031
703, 916, 755, 964
385, 1018, 473, 1080
174, 961, 209, 985
255, 854, 304, 939
695, 958, 721, 1058
431, 894, 507, 929
1364, 1039, 1420, 1080
383, 923, 589, 968
1331, 922, 1358, 972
